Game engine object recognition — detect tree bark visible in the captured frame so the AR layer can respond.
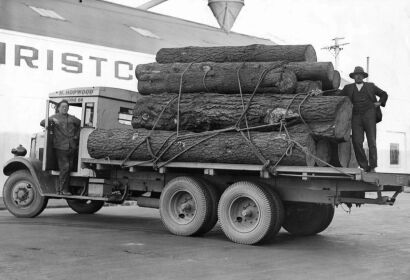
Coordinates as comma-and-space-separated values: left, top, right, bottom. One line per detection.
132, 93, 352, 141
286, 122, 350, 142
155, 44, 317, 64
87, 128, 317, 166
295, 80, 322, 93
136, 62, 297, 95
285, 62, 335, 90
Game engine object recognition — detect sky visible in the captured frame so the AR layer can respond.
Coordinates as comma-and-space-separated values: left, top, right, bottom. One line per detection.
107, 0, 410, 129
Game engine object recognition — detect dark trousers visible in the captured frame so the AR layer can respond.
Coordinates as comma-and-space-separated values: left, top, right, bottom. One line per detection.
351, 109, 377, 169
55, 149, 76, 193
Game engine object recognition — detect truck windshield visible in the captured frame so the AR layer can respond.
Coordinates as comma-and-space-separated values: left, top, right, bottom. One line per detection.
48, 102, 82, 119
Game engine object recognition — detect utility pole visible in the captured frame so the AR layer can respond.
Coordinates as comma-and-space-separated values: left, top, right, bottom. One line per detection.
322, 37, 350, 70
366, 56, 370, 81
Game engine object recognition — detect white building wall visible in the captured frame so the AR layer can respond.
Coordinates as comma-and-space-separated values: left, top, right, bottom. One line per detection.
0, 29, 155, 192
376, 117, 410, 174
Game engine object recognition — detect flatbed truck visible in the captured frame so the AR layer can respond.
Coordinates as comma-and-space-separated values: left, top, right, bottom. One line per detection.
3, 87, 409, 244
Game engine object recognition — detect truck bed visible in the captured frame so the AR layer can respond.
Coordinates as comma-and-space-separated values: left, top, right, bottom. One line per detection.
81, 158, 410, 188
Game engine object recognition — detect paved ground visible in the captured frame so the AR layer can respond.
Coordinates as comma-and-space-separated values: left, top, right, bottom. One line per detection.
0, 194, 410, 280
0, 198, 68, 210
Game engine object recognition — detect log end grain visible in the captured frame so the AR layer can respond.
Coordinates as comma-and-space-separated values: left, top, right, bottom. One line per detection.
304, 45, 318, 62
332, 70, 341, 90
337, 140, 352, 167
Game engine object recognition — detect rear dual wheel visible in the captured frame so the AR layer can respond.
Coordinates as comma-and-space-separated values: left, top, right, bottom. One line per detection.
282, 202, 335, 236
218, 181, 284, 245
159, 177, 219, 236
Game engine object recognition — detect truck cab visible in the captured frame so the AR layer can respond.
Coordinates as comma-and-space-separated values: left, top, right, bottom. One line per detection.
3, 87, 139, 217
37, 87, 138, 178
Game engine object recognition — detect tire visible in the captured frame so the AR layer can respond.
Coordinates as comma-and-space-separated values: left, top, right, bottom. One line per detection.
197, 180, 220, 235
218, 181, 284, 245
260, 185, 285, 242
159, 177, 214, 236
316, 204, 335, 233
282, 202, 335, 236
66, 199, 105, 214
2, 170, 48, 218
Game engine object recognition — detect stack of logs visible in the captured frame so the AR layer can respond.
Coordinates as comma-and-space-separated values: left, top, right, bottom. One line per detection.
88, 44, 355, 167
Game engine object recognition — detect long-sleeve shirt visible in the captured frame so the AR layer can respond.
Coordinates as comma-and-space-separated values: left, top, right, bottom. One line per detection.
40, 113, 81, 150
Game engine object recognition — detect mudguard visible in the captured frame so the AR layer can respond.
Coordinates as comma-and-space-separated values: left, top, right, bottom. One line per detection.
3, 157, 57, 195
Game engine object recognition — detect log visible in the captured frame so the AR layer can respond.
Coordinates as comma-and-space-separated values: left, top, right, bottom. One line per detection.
337, 140, 351, 167
136, 62, 297, 95
295, 80, 322, 93
333, 70, 341, 89
285, 62, 335, 90
321, 70, 341, 91
349, 142, 359, 168
346, 137, 359, 168
132, 93, 352, 141
315, 139, 332, 167
286, 122, 350, 142
322, 89, 342, 96
87, 128, 317, 166
328, 138, 357, 168
156, 44, 317, 64
136, 61, 335, 94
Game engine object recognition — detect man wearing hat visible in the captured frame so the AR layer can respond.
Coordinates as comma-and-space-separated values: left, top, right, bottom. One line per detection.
340, 66, 388, 172
41, 100, 81, 195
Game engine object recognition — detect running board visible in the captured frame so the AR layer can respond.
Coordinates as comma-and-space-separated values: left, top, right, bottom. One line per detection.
44, 193, 112, 202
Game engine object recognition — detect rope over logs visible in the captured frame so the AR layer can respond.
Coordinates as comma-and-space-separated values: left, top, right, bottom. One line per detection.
87, 44, 353, 173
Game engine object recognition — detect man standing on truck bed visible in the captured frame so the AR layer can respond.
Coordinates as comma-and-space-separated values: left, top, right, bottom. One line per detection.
41, 100, 81, 195
340, 66, 388, 172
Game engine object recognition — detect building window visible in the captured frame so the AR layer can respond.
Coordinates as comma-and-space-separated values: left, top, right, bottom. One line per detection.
390, 143, 400, 165
29, 6, 66, 21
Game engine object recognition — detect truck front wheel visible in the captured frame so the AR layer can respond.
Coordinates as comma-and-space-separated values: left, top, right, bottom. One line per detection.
159, 176, 217, 236
282, 202, 335, 236
66, 199, 105, 214
218, 181, 284, 245
3, 170, 48, 218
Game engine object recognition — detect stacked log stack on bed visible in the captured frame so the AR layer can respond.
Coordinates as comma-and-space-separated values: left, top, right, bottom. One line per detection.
88, 44, 354, 168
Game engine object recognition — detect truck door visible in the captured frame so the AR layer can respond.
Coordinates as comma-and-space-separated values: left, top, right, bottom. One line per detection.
42, 100, 58, 171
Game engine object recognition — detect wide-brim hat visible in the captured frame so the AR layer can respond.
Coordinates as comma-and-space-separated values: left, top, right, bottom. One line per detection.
349, 66, 368, 78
